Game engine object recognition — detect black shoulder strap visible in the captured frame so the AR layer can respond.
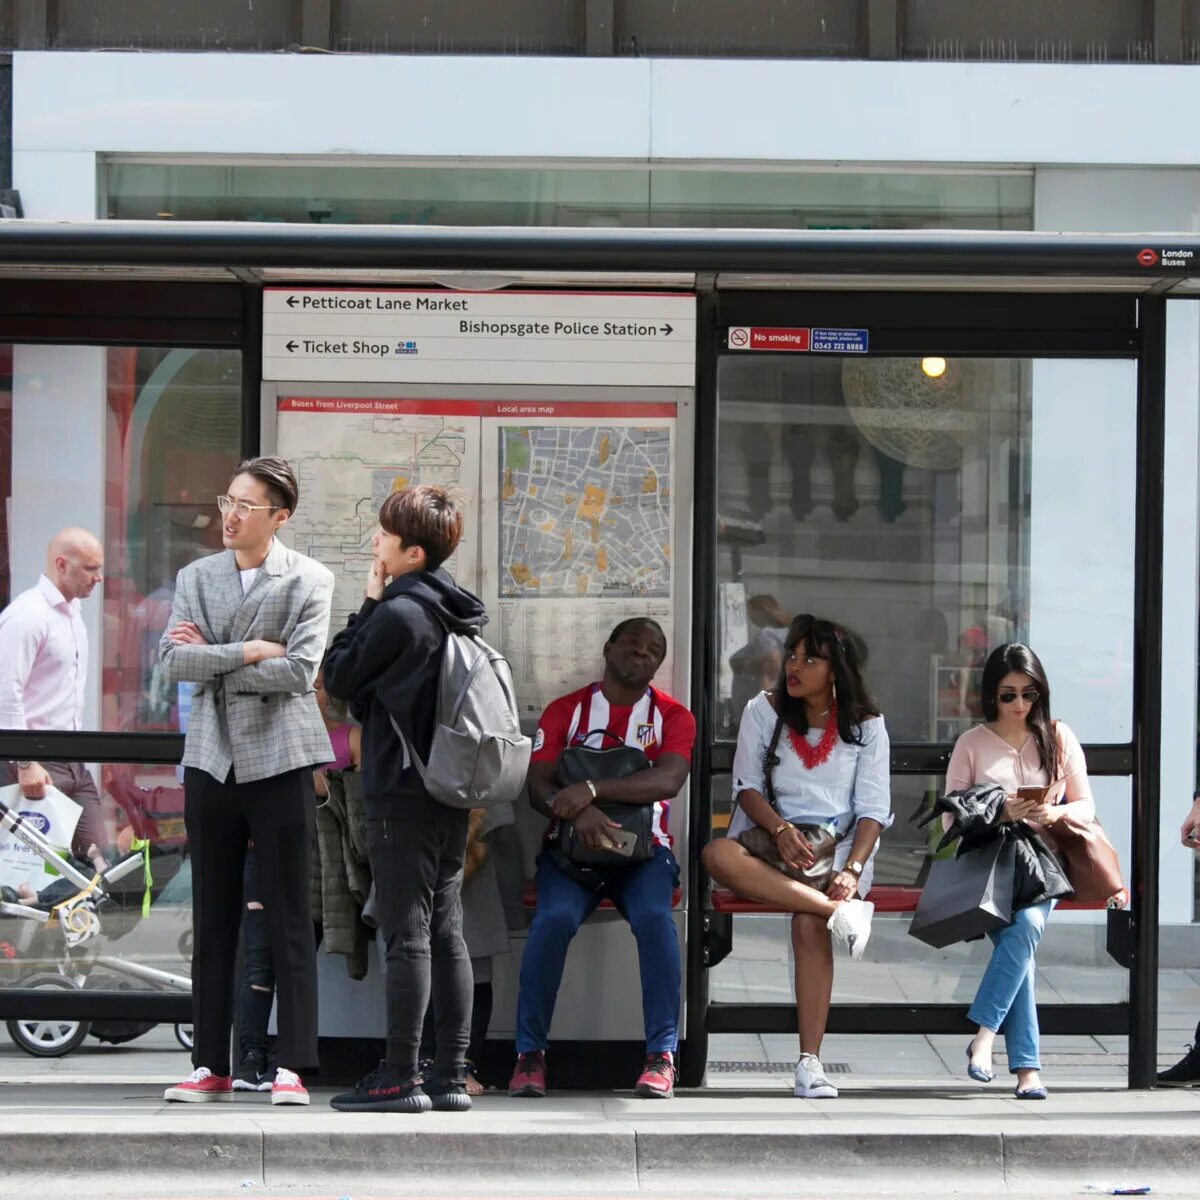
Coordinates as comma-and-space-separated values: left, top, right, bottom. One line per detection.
763, 712, 785, 812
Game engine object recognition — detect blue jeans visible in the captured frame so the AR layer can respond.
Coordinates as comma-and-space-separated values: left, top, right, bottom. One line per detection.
967, 900, 1052, 1073
516, 845, 681, 1055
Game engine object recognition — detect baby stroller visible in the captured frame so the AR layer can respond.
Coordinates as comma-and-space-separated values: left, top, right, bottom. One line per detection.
0, 788, 191, 1057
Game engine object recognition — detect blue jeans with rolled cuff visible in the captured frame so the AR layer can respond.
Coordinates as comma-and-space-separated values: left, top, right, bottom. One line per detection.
967, 900, 1052, 1073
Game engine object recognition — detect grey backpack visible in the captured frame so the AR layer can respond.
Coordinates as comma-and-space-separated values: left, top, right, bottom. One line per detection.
390, 613, 531, 810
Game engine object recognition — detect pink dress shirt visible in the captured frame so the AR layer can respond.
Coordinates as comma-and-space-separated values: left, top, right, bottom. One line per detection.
946, 721, 1095, 813
0, 575, 88, 731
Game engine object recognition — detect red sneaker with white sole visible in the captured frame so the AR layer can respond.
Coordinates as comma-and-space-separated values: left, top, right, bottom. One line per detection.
508, 1051, 546, 1097
271, 1067, 310, 1106
635, 1051, 676, 1099
164, 1066, 233, 1103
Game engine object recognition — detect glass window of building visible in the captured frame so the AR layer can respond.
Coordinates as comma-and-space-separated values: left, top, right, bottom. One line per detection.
103, 159, 1033, 231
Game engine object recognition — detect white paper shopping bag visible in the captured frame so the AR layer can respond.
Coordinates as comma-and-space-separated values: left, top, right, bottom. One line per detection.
0, 783, 82, 893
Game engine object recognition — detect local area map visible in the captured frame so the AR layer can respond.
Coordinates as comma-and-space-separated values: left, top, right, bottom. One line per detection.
498, 424, 672, 600
276, 404, 476, 623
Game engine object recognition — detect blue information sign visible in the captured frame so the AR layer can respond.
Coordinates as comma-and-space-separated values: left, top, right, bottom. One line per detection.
810, 328, 869, 354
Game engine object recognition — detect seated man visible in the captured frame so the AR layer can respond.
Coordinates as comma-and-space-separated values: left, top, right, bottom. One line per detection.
509, 617, 695, 1101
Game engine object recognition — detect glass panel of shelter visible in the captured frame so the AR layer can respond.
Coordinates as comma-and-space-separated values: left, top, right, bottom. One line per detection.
709, 349, 1136, 1007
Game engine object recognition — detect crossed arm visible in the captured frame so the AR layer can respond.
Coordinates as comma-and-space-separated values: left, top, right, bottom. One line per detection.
158, 572, 333, 694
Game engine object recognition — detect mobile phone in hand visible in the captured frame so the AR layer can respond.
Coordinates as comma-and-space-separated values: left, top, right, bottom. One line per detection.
603, 829, 639, 857
1016, 785, 1049, 804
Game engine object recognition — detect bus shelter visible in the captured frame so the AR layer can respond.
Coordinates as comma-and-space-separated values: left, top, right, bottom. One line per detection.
0, 222, 1192, 1090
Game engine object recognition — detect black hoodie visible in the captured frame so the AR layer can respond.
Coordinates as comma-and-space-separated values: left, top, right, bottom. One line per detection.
322, 568, 487, 815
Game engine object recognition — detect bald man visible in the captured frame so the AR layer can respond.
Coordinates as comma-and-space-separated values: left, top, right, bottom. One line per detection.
0, 528, 107, 858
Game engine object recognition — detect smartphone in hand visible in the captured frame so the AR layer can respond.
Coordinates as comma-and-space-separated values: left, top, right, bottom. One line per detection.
603, 829, 640, 858
1016, 785, 1050, 804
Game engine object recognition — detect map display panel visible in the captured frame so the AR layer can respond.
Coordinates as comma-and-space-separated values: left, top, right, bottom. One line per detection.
274, 397, 479, 624
498, 423, 672, 601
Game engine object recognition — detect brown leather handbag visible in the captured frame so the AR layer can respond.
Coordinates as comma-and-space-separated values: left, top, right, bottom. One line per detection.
1031, 808, 1125, 906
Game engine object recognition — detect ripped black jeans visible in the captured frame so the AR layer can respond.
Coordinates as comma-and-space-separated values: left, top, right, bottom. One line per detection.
237, 848, 275, 1063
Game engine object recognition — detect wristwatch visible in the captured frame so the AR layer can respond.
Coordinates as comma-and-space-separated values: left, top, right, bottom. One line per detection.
845, 860, 864, 878
15, 761, 32, 770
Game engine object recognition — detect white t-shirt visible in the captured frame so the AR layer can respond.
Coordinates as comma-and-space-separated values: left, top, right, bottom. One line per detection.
239, 567, 259, 595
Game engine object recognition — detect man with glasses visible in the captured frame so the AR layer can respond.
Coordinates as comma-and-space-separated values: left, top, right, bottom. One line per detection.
159, 457, 334, 1107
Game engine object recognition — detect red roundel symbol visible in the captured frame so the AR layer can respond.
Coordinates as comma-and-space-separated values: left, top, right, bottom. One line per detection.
1137, 248, 1159, 267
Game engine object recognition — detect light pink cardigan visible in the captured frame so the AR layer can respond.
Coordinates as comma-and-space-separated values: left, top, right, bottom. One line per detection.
945, 721, 1096, 825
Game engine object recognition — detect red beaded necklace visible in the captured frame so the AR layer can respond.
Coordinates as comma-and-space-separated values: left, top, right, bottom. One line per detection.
787, 700, 839, 770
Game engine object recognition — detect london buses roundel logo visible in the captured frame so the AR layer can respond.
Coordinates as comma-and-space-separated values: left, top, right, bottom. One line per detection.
1137, 248, 1159, 267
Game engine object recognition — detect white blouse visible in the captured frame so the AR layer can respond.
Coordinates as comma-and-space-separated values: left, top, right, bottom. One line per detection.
727, 691, 895, 841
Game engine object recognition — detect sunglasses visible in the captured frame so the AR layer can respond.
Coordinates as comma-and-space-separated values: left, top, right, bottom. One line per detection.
997, 688, 1040, 706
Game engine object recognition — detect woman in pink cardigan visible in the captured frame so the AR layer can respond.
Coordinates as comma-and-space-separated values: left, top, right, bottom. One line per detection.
945, 642, 1095, 1101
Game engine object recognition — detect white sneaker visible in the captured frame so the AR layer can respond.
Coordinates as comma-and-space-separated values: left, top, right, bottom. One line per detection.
794, 1053, 838, 1099
827, 898, 874, 960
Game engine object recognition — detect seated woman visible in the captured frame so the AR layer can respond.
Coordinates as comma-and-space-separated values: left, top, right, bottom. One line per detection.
702, 614, 892, 1100
949, 642, 1096, 1101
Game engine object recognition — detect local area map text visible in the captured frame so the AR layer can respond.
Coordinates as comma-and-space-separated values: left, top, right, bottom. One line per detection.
499, 424, 671, 600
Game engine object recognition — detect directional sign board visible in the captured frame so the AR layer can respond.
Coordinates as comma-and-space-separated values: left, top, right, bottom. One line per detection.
262, 289, 696, 387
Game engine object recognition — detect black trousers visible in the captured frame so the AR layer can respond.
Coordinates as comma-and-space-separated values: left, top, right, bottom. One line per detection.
184, 766, 317, 1076
366, 793, 471, 1081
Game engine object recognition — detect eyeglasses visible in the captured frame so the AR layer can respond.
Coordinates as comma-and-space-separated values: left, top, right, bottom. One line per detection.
217, 495, 281, 520
997, 688, 1040, 706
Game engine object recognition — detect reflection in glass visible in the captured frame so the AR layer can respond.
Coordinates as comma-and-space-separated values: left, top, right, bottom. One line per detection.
715, 354, 1135, 750
103, 348, 241, 732
105, 160, 1033, 231
0, 346, 240, 736
0, 762, 190, 1012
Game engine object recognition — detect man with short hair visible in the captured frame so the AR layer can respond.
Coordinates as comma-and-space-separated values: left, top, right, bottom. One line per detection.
0, 528, 107, 861
509, 617, 695, 1100
160, 456, 334, 1107
323, 484, 486, 1114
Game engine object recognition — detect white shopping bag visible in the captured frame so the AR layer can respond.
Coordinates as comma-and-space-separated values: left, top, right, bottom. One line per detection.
0, 783, 82, 893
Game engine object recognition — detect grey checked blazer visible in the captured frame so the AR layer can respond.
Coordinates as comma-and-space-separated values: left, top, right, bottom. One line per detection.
159, 538, 335, 784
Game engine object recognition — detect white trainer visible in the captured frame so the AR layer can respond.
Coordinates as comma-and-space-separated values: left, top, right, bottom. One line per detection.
794, 1053, 838, 1099
827, 898, 874, 960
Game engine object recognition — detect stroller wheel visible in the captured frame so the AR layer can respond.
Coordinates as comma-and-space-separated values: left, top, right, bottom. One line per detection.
6, 974, 91, 1058
174, 1023, 194, 1051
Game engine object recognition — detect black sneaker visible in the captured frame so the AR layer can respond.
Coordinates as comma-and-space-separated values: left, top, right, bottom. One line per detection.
416, 1056, 435, 1086
1158, 1045, 1200, 1087
424, 1077, 472, 1112
232, 1051, 269, 1093
329, 1061, 432, 1113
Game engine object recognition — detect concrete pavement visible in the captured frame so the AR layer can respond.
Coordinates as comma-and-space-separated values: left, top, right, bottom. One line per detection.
0, 1029, 1197, 1197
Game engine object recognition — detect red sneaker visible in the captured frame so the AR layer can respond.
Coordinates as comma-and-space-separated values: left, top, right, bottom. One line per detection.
508, 1050, 546, 1097
164, 1066, 233, 1103
635, 1051, 675, 1099
270, 1067, 310, 1106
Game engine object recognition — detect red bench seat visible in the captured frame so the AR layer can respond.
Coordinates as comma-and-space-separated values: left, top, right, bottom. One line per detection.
710, 885, 1103, 913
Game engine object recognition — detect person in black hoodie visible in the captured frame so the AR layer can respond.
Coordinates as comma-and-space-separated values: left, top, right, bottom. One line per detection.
323, 484, 485, 1114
